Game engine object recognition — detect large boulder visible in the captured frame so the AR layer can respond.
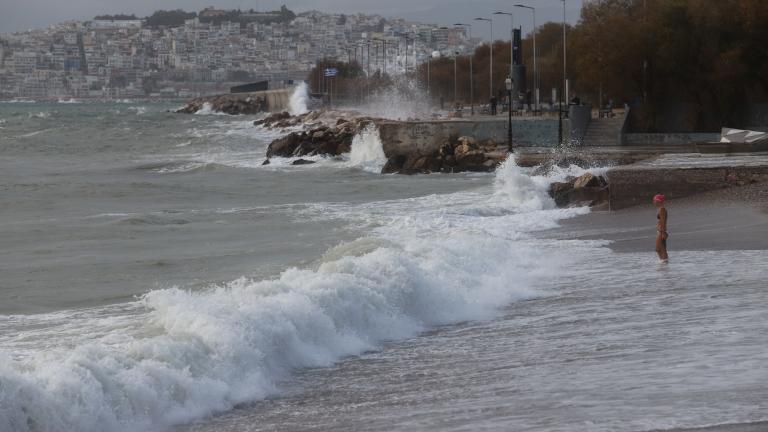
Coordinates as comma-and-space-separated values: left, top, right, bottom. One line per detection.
573, 172, 606, 189
380, 134, 503, 175
265, 120, 364, 159
254, 111, 292, 127
548, 173, 609, 207
382, 155, 408, 174
266, 132, 306, 158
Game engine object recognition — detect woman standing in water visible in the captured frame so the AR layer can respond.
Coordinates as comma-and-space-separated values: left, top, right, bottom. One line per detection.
654, 194, 669, 262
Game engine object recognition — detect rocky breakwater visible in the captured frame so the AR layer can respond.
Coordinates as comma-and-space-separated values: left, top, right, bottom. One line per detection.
548, 172, 610, 208
176, 94, 267, 115
263, 116, 377, 165
254, 110, 324, 130
382, 136, 504, 174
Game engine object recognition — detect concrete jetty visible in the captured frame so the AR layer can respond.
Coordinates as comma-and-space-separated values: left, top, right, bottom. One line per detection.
177, 88, 293, 114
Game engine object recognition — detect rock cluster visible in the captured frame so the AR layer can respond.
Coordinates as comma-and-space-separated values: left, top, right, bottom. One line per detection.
265, 118, 375, 159
254, 110, 324, 129
382, 136, 503, 174
176, 95, 268, 115
548, 172, 610, 208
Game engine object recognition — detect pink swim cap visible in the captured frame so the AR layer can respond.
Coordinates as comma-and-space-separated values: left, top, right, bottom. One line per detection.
653, 194, 666, 203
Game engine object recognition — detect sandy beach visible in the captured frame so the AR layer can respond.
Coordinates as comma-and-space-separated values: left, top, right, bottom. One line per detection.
542, 182, 768, 253
542, 182, 768, 432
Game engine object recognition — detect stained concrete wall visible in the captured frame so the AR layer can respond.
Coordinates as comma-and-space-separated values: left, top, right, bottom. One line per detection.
623, 133, 719, 146
262, 88, 292, 111
377, 119, 559, 157
606, 166, 768, 210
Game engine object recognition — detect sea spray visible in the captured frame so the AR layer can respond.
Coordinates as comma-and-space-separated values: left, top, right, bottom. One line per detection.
493, 158, 556, 212
289, 82, 309, 116
357, 75, 431, 120
194, 102, 215, 115
348, 124, 387, 173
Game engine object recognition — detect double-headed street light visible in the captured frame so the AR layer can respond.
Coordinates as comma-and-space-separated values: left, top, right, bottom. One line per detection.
454, 23, 474, 114
474, 17, 493, 102
514, 3, 537, 113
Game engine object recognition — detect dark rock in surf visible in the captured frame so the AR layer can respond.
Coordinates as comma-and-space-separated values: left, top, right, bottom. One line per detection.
265, 117, 376, 159
292, 159, 316, 165
176, 94, 268, 115
548, 174, 609, 208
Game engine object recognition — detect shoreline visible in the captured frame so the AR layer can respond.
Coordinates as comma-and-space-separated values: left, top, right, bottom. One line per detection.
652, 421, 768, 432
540, 182, 768, 252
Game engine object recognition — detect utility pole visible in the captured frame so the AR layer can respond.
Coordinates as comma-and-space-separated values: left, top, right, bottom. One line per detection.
454, 52, 458, 105
515, 4, 537, 113
454, 23, 474, 114
475, 17, 493, 101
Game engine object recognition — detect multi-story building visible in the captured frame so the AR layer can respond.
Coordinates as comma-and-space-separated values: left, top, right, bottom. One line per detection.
0, 9, 475, 99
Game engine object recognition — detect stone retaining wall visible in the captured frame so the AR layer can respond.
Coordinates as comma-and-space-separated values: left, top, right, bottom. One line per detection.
377, 119, 560, 158
622, 133, 720, 146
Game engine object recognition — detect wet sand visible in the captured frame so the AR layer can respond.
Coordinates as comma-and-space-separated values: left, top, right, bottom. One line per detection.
542, 183, 768, 252
654, 421, 768, 432
544, 183, 768, 432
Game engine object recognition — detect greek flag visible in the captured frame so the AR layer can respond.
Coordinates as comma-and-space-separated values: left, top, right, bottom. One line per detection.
324, 68, 338, 77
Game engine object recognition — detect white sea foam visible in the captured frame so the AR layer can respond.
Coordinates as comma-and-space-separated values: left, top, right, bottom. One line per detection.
127, 106, 147, 115
0, 159, 593, 432
346, 124, 387, 173
288, 82, 309, 116
193, 102, 228, 116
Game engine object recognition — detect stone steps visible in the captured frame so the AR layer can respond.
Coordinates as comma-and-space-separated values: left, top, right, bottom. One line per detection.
583, 117, 624, 146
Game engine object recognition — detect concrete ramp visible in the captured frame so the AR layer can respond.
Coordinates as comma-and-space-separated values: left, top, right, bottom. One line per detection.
720, 127, 768, 143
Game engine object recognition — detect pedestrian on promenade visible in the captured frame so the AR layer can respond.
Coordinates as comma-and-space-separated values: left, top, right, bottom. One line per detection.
490, 96, 497, 115
654, 194, 669, 263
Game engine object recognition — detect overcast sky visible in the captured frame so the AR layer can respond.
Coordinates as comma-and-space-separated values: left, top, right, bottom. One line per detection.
0, 0, 583, 39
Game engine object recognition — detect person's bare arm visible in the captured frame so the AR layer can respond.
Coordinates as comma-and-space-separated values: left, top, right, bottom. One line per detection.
659, 208, 668, 238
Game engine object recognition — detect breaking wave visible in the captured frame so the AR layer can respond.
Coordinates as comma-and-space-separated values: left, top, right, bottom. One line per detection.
0, 159, 593, 432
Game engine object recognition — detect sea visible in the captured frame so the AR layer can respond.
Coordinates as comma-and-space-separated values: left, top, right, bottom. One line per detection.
1, 99, 767, 432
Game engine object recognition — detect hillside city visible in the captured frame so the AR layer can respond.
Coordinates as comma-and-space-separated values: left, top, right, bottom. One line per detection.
0, 6, 474, 100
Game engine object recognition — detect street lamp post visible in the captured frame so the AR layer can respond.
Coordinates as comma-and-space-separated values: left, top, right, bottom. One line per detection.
374, 39, 388, 75
514, 4, 537, 113
562, 0, 568, 101
453, 52, 458, 105
454, 23, 473, 115
474, 17, 493, 104
401, 34, 410, 74
492, 11, 514, 78
560, 0, 567, 146
506, 76, 514, 153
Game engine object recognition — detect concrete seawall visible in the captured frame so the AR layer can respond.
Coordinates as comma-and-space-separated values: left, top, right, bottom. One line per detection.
377, 118, 563, 158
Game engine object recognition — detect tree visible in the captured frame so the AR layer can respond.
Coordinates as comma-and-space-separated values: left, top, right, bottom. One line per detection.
94, 14, 138, 20
145, 10, 196, 28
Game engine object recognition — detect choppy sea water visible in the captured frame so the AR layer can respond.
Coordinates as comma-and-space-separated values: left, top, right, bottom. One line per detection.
1, 102, 767, 432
